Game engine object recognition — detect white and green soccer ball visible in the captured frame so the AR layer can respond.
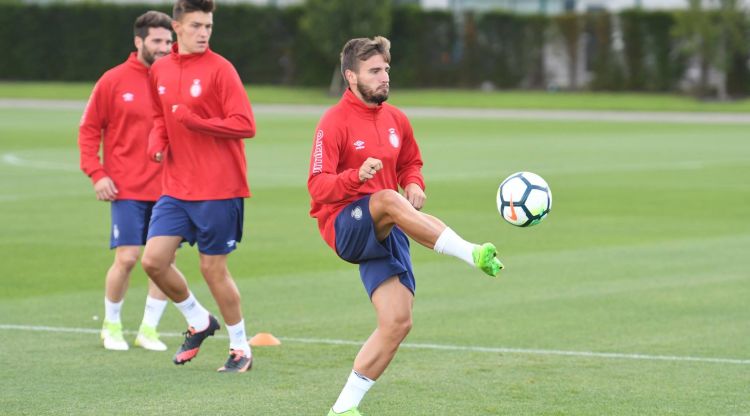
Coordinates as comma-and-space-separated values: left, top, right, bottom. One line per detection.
496, 172, 552, 227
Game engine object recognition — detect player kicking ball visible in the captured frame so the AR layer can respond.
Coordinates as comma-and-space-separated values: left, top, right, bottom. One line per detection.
307, 36, 503, 415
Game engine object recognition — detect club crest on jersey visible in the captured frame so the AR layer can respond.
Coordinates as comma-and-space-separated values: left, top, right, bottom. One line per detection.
351, 206, 363, 220
158, 85, 166, 95
353, 140, 365, 150
122, 92, 134, 102
190, 79, 202, 97
388, 128, 400, 148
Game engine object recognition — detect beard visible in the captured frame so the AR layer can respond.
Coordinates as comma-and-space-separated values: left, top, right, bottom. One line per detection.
141, 48, 166, 66
357, 83, 389, 105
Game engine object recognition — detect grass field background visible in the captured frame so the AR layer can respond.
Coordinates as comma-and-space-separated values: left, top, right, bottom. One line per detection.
0, 98, 749, 415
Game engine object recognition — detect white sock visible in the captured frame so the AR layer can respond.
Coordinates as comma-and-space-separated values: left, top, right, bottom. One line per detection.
141, 296, 168, 328
227, 319, 252, 357
174, 292, 210, 330
332, 370, 375, 413
104, 297, 123, 323
433, 227, 477, 266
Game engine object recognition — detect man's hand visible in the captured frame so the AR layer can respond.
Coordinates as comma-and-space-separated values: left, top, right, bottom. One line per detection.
358, 157, 383, 182
404, 183, 426, 210
172, 103, 189, 123
94, 177, 118, 201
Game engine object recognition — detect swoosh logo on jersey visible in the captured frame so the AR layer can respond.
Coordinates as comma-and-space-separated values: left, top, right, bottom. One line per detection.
508, 195, 518, 221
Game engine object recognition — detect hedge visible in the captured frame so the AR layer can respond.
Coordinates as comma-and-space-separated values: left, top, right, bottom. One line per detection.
0, 3, 747, 94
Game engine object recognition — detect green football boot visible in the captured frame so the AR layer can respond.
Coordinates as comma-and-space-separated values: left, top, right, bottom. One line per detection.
327, 408, 362, 416
101, 320, 129, 351
135, 323, 168, 351
472, 243, 504, 277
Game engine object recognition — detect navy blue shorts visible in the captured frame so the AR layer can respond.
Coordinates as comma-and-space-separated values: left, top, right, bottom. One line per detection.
147, 195, 244, 255
110, 200, 155, 249
335, 195, 415, 298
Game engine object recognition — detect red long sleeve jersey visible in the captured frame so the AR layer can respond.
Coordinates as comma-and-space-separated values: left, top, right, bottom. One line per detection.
308, 89, 426, 250
78, 53, 161, 201
148, 45, 255, 201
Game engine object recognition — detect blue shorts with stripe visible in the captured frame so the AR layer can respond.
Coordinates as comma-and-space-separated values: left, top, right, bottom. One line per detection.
335, 195, 415, 298
110, 200, 155, 249
147, 195, 244, 255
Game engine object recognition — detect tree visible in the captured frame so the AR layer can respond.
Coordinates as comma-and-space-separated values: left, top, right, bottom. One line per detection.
555, 13, 582, 90
673, 0, 747, 99
300, 0, 392, 95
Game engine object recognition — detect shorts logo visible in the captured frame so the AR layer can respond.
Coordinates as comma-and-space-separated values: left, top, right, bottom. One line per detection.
388, 128, 400, 148
353, 140, 365, 150
190, 79, 202, 98
226, 240, 236, 248
113, 224, 120, 240
122, 92, 134, 102
351, 206, 363, 221
158, 85, 166, 95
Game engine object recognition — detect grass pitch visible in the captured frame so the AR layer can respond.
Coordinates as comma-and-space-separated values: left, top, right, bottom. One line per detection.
0, 103, 748, 415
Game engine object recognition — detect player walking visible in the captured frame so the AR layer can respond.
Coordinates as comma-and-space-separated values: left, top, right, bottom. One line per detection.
79, 11, 176, 352
141, 0, 256, 372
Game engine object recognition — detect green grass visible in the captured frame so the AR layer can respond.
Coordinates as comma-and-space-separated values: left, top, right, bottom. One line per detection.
3, 81, 750, 112
1, 106, 749, 415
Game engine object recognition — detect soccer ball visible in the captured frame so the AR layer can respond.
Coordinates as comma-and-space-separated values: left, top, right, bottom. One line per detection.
496, 172, 552, 227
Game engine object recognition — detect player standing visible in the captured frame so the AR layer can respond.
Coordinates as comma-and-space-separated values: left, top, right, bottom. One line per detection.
141, 0, 256, 372
308, 36, 504, 415
79, 11, 176, 352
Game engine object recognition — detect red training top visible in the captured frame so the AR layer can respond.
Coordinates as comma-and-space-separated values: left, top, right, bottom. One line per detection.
148, 44, 255, 201
79, 53, 162, 201
307, 89, 425, 250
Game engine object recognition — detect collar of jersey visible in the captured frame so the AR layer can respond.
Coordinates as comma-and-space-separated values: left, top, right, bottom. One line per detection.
126, 52, 149, 74
169, 43, 210, 64
343, 88, 384, 119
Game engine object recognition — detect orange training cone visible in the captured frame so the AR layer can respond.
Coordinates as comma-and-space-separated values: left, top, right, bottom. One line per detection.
248, 332, 281, 346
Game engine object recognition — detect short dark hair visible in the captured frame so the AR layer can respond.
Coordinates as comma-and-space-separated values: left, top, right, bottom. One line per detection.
340, 36, 391, 84
133, 11, 172, 40
173, 0, 215, 21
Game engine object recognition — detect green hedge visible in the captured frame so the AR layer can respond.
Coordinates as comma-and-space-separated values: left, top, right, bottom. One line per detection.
389, 6, 457, 87
620, 9, 684, 92
0, 3, 747, 94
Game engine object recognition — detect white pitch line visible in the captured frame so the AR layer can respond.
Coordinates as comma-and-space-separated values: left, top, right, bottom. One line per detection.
2, 153, 78, 171
2, 323, 748, 365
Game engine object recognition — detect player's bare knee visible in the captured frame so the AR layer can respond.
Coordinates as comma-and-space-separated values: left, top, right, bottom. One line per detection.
380, 314, 413, 340
199, 260, 227, 282
372, 189, 409, 219
372, 189, 402, 207
115, 250, 139, 271
141, 255, 169, 278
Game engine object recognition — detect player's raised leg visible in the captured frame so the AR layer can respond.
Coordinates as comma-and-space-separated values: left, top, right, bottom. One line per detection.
101, 245, 140, 351
199, 254, 253, 373
369, 189, 503, 276
142, 235, 219, 364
